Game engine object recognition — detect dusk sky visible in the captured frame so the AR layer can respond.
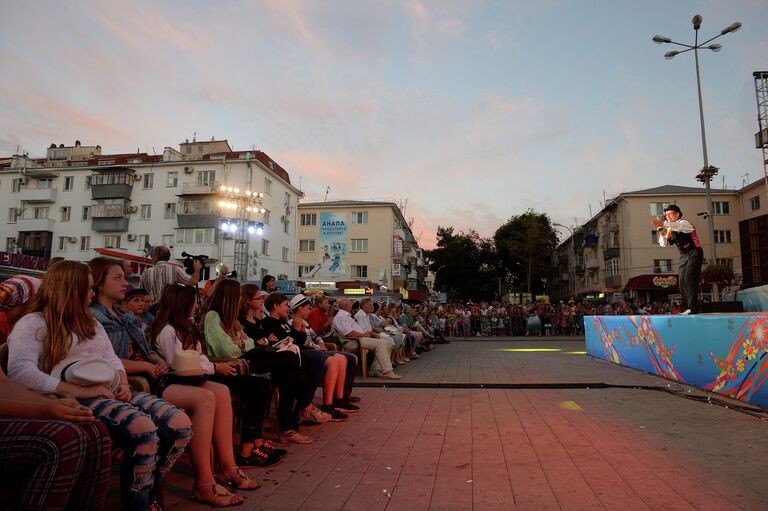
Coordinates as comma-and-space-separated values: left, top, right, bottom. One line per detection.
1, 0, 766, 248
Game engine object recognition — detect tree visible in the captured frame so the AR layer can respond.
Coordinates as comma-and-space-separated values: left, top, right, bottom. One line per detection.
494, 210, 558, 295
426, 227, 501, 301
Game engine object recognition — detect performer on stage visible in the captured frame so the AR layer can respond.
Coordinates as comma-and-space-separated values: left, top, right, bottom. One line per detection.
651, 204, 703, 314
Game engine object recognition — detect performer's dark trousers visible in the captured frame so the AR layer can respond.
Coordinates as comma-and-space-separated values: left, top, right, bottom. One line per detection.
678, 247, 703, 313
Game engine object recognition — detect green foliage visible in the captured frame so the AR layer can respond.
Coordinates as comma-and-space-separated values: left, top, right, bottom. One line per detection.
701, 263, 735, 285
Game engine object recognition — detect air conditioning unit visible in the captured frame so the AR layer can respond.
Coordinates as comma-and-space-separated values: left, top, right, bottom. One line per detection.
131, 174, 142, 181
127, 234, 137, 241
127, 206, 138, 214
280, 215, 288, 223
68, 237, 77, 243
59, 206, 67, 212
183, 166, 193, 174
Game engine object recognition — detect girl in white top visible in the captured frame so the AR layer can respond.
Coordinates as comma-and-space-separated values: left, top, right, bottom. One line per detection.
146, 283, 257, 505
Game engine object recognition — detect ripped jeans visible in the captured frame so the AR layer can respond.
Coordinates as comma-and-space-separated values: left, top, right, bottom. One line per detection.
81, 389, 192, 511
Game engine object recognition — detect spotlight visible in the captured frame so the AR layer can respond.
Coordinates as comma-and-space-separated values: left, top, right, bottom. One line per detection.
258, 193, 264, 198
229, 223, 238, 233
246, 206, 252, 212
220, 185, 226, 191
260, 208, 266, 214
218, 200, 225, 207
247, 225, 256, 234
246, 191, 251, 196
227, 187, 233, 192
220, 221, 229, 231
234, 187, 239, 194
256, 227, 263, 235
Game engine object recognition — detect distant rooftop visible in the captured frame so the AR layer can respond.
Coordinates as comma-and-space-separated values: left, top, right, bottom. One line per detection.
621, 184, 733, 196
298, 200, 400, 208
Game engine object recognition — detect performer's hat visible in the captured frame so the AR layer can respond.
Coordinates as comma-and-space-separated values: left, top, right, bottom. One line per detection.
663, 204, 682, 216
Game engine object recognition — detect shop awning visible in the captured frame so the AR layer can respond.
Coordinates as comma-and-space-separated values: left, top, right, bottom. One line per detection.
622, 274, 679, 292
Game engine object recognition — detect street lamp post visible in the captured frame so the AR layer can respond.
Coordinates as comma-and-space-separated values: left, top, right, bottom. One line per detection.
652, 15, 741, 301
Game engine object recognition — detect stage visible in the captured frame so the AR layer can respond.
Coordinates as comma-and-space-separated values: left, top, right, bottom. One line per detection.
585, 313, 768, 408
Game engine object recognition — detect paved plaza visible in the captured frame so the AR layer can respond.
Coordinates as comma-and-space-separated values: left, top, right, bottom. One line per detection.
149, 338, 768, 510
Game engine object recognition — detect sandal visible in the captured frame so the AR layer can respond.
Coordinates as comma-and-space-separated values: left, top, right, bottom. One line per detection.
192, 482, 244, 507
217, 468, 260, 491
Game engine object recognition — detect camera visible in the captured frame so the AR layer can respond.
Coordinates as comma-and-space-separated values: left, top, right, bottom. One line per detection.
181, 252, 209, 276
224, 271, 238, 279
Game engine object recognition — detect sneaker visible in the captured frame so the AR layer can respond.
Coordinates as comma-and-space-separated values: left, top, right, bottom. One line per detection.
320, 405, 348, 421
680, 309, 692, 315
299, 404, 332, 425
383, 371, 402, 380
259, 440, 288, 458
333, 399, 359, 412
343, 395, 362, 403
278, 430, 313, 444
369, 369, 383, 378
235, 448, 280, 468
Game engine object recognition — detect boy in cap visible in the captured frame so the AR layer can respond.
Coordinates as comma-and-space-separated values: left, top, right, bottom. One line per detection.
652, 204, 703, 314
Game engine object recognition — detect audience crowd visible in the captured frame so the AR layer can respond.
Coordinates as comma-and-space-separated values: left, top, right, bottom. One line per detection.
0, 247, 450, 510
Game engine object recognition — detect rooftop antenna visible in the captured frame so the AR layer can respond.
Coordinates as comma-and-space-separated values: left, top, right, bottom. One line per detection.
299, 176, 303, 191
741, 173, 749, 187
152, 146, 156, 155
324, 186, 330, 202
588, 204, 592, 217
192, 131, 197, 143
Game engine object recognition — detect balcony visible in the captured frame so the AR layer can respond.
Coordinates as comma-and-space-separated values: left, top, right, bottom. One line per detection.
585, 258, 600, 270
176, 199, 223, 229
575, 264, 585, 274
91, 201, 130, 232
20, 187, 57, 203
605, 274, 622, 288
173, 244, 220, 261
181, 181, 221, 195
90, 169, 136, 200
16, 217, 56, 232
603, 246, 620, 260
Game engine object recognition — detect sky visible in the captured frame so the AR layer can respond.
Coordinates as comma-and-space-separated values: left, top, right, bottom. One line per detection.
1, 0, 767, 248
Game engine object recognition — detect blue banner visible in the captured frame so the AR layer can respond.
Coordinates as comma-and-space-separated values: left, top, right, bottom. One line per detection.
314, 212, 347, 278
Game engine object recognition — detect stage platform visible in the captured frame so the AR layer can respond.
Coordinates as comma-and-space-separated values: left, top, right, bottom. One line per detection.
585, 313, 768, 408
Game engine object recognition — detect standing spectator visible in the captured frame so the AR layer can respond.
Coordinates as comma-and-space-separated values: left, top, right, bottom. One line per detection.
139, 245, 202, 308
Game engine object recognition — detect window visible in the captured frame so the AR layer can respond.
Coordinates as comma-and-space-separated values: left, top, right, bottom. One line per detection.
264, 178, 272, 195
299, 239, 316, 252
8, 208, 19, 223
82, 206, 91, 221
166, 171, 178, 187
103, 235, 121, 249
649, 202, 670, 217
164, 203, 176, 219
33, 207, 49, 219
713, 201, 730, 215
350, 238, 368, 253
37, 178, 52, 189
85, 175, 91, 190
261, 239, 269, 255
653, 259, 673, 273
264, 209, 270, 225
300, 213, 317, 226
80, 236, 91, 251
651, 230, 660, 244
716, 258, 734, 269
284, 220, 289, 234
260, 268, 269, 279
138, 235, 150, 249
351, 211, 368, 224
352, 265, 368, 278
139, 204, 151, 220
714, 230, 732, 244
176, 228, 214, 244
606, 258, 620, 276
197, 170, 215, 185
284, 192, 291, 205
186, 145, 192, 154
282, 247, 289, 262
51, 148, 67, 160
60, 206, 71, 222
750, 195, 761, 211
197, 145, 203, 153
298, 265, 315, 277
162, 234, 174, 246
58, 236, 69, 251
5, 237, 15, 252
142, 173, 154, 189
11, 178, 22, 193
63, 176, 74, 191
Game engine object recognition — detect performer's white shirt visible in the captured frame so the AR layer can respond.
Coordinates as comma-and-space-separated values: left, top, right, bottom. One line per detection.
658, 219, 695, 247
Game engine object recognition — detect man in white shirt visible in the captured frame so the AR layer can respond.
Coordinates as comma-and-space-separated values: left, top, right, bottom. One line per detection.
333, 298, 401, 380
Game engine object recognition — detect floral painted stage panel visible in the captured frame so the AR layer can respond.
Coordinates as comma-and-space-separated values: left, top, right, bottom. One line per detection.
585, 314, 768, 408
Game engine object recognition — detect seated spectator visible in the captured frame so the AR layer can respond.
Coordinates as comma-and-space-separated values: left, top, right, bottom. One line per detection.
236, 284, 311, 445
0, 275, 41, 344
149, 284, 257, 504
0, 365, 111, 511
121, 287, 151, 329
8, 260, 192, 511
289, 295, 357, 418
261, 293, 334, 425
399, 306, 428, 354
334, 298, 401, 380
355, 299, 399, 372
201, 279, 292, 453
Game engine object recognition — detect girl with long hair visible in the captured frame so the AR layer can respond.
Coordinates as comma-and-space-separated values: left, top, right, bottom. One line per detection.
148, 284, 257, 505
7, 260, 191, 511
200, 279, 295, 457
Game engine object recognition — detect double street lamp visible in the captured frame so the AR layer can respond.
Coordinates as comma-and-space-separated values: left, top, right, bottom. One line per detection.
652, 15, 742, 271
